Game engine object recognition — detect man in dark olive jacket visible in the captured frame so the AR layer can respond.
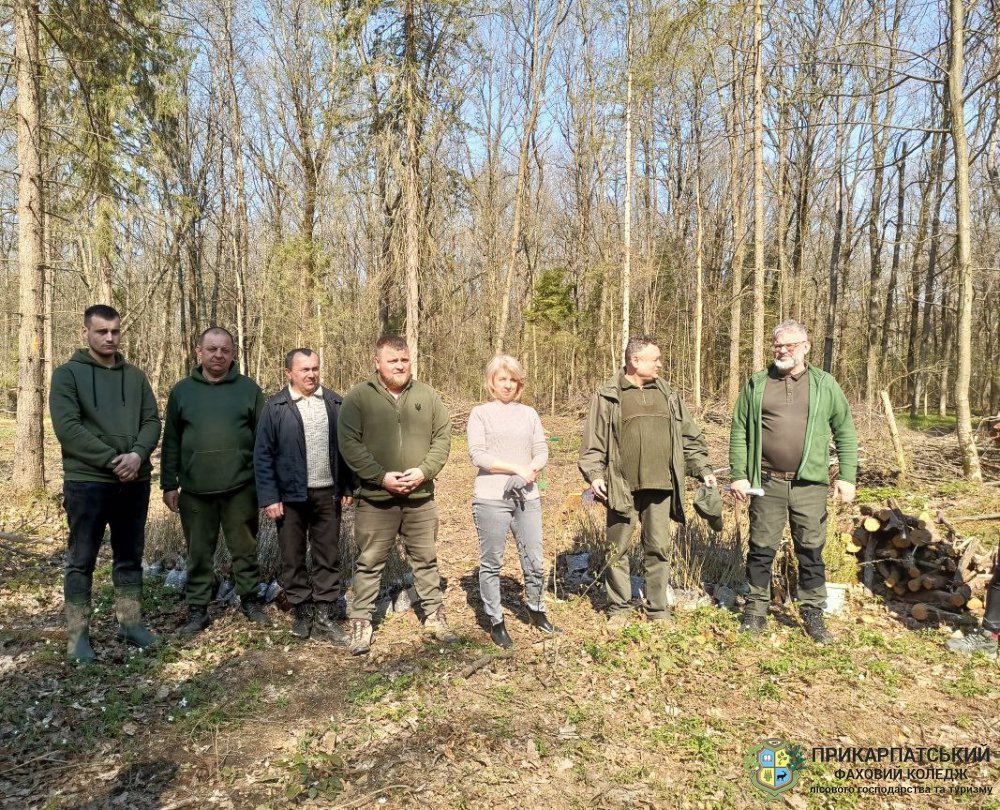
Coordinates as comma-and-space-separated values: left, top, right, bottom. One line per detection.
337, 334, 454, 655
254, 348, 353, 645
579, 335, 717, 627
161, 327, 268, 636
50, 304, 162, 662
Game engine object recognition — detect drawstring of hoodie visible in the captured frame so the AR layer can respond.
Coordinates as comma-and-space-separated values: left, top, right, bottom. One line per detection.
88, 361, 126, 408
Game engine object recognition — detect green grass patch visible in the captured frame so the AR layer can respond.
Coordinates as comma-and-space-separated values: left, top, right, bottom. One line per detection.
345, 671, 416, 706
904, 413, 956, 431
856, 485, 904, 503
936, 479, 980, 498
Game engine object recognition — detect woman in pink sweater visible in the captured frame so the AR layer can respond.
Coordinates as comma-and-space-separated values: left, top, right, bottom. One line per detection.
467, 355, 556, 648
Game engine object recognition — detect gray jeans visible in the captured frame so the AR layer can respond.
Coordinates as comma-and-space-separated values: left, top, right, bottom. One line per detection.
472, 498, 545, 625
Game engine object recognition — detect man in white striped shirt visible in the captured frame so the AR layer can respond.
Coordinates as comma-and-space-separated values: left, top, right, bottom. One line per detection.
254, 349, 354, 643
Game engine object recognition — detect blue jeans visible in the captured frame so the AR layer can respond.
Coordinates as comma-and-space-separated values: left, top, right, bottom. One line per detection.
63, 480, 151, 601
472, 498, 545, 624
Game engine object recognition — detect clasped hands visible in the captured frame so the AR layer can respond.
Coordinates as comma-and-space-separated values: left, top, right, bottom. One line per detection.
383, 468, 427, 495
110, 452, 141, 483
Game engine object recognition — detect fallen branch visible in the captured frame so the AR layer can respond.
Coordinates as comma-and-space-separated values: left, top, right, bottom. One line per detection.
461, 651, 514, 679
949, 513, 1000, 523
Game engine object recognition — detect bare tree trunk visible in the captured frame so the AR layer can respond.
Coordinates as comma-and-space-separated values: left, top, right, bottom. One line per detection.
904, 136, 934, 403
751, 0, 765, 370
947, 0, 982, 480
912, 133, 945, 418
13, 0, 45, 491
879, 146, 906, 381
620, 0, 633, 365
824, 79, 845, 373
726, 140, 747, 406
693, 163, 704, 410
403, 0, 421, 370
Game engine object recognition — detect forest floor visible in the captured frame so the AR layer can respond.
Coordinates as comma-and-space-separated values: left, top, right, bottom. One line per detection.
1, 407, 999, 810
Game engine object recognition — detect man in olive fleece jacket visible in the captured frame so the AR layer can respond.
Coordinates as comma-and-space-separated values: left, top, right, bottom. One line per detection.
337, 334, 454, 654
579, 335, 717, 626
730, 320, 857, 643
50, 304, 161, 662
161, 327, 269, 635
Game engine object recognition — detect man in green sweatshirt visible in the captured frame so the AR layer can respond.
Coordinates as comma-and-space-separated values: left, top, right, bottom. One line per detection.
730, 320, 858, 643
337, 334, 454, 655
50, 304, 162, 662
161, 327, 269, 636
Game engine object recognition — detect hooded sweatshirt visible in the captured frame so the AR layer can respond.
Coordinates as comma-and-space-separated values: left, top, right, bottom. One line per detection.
161, 363, 264, 495
49, 349, 162, 483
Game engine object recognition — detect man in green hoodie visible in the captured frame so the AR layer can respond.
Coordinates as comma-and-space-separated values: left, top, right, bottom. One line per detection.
50, 304, 162, 662
161, 327, 269, 636
730, 320, 857, 643
337, 334, 454, 655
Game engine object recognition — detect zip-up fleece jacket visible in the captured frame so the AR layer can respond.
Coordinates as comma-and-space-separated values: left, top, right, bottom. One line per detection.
161, 363, 264, 496
729, 363, 858, 488
578, 375, 712, 522
337, 375, 451, 503
254, 386, 352, 506
49, 349, 161, 483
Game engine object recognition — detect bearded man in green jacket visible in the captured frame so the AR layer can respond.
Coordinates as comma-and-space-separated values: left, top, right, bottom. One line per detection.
50, 305, 162, 662
730, 320, 858, 643
161, 327, 269, 636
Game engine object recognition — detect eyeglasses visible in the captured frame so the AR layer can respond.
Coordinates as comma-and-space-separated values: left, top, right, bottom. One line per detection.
772, 341, 806, 351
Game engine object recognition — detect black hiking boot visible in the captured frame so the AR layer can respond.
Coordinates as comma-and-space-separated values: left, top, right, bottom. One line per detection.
314, 603, 350, 646
800, 607, 832, 644
290, 603, 313, 640
240, 593, 272, 627
739, 612, 767, 636
179, 605, 212, 637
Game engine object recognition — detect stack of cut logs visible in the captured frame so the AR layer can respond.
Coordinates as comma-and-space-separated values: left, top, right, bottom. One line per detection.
847, 499, 994, 625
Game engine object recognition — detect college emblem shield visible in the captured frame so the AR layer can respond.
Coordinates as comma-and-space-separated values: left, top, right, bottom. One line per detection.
744, 738, 805, 801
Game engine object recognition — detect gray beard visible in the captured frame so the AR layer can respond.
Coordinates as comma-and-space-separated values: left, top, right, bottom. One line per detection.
774, 357, 796, 371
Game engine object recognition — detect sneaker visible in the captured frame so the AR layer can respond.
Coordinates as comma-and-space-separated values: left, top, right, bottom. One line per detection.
800, 607, 832, 644
647, 610, 674, 625
179, 605, 212, 637
314, 603, 351, 647
290, 603, 313, 640
241, 594, 272, 627
490, 620, 513, 649
350, 619, 373, 655
739, 613, 767, 636
946, 628, 999, 659
424, 609, 459, 643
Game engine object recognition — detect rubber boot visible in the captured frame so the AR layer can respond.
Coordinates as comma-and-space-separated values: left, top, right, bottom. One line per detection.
115, 588, 159, 649
65, 599, 97, 663
490, 620, 513, 649
527, 608, 558, 634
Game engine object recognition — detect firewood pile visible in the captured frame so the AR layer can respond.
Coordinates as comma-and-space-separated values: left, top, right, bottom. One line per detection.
847, 499, 995, 625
